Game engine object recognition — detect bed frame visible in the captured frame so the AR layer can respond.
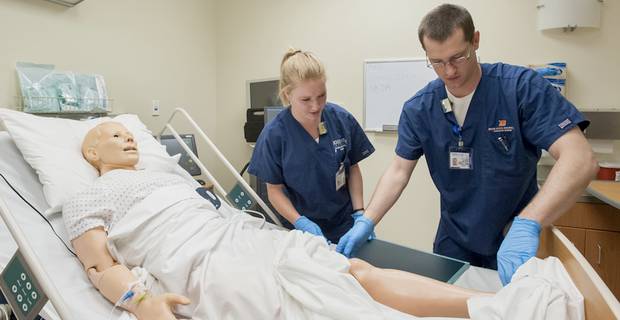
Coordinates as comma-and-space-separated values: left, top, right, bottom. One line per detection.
157, 108, 283, 227
538, 226, 620, 319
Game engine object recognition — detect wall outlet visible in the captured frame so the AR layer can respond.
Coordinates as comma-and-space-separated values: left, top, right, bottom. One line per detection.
152, 100, 160, 116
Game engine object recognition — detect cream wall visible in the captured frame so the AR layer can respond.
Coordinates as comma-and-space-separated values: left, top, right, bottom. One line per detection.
0, 0, 218, 168
215, 0, 619, 251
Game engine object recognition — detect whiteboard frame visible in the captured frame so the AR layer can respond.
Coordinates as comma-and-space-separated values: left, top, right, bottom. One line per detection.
363, 57, 434, 133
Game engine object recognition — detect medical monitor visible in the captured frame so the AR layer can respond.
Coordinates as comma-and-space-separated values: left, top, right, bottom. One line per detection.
247, 78, 282, 109
264, 106, 284, 124
159, 134, 201, 176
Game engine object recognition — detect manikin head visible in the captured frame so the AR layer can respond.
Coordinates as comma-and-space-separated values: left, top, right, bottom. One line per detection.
418, 4, 481, 97
81, 122, 138, 176
278, 48, 327, 126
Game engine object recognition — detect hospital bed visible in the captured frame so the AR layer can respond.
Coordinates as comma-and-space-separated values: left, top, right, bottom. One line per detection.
0, 108, 618, 319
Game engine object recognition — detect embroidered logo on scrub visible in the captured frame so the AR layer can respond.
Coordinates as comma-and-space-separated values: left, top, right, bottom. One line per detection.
488, 119, 514, 133
558, 118, 572, 129
333, 138, 348, 153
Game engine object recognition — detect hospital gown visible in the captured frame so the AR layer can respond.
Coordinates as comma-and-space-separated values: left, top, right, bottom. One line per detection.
63, 169, 415, 320
63, 169, 188, 240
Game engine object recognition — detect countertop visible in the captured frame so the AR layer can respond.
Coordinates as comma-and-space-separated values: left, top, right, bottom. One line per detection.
586, 180, 620, 210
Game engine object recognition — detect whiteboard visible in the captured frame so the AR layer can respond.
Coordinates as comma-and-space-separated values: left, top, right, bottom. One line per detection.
363, 58, 437, 132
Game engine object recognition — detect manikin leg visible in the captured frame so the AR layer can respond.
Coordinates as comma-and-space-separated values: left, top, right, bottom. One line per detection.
348, 258, 491, 318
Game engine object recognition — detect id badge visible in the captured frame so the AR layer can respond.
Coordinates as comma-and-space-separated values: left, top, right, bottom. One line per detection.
335, 162, 346, 190
449, 146, 473, 170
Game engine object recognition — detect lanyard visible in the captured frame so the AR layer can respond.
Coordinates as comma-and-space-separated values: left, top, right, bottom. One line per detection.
442, 98, 463, 147
451, 124, 464, 147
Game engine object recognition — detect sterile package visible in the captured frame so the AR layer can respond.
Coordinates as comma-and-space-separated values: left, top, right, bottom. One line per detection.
51, 71, 79, 111
75, 73, 109, 112
16, 62, 110, 113
529, 62, 567, 96
16, 62, 60, 113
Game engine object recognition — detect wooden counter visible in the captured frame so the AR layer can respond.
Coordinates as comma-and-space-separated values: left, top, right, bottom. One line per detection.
587, 181, 620, 210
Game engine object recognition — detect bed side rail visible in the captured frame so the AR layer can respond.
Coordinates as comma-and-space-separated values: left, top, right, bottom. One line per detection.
0, 197, 73, 320
157, 107, 283, 227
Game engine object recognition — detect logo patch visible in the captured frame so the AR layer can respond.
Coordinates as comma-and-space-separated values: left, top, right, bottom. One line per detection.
558, 118, 572, 129
333, 138, 348, 152
488, 119, 514, 133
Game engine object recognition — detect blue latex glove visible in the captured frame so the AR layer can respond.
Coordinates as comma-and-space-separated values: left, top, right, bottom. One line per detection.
336, 215, 375, 257
294, 216, 324, 237
497, 216, 541, 286
352, 210, 376, 240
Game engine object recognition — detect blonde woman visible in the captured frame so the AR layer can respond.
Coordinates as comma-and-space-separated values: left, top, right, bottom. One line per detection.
248, 49, 375, 255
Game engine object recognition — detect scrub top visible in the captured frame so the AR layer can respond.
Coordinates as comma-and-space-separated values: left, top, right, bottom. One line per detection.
396, 63, 588, 256
248, 103, 375, 242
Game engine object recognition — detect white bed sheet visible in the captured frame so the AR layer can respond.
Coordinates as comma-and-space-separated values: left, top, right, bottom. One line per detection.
0, 131, 500, 320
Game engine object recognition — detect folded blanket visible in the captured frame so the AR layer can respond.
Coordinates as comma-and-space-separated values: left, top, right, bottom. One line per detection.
468, 256, 584, 320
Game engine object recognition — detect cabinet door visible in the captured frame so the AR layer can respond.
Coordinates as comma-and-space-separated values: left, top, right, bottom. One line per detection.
585, 230, 620, 300
555, 203, 620, 232
557, 226, 586, 255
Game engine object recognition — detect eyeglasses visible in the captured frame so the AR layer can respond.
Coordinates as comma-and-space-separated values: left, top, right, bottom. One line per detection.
426, 47, 473, 69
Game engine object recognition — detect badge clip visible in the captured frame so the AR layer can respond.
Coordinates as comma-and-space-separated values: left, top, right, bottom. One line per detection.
441, 98, 452, 113
318, 122, 327, 135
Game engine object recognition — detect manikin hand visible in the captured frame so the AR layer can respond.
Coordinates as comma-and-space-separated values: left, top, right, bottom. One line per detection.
135, 293, 191, 320
87, 268, 190, 320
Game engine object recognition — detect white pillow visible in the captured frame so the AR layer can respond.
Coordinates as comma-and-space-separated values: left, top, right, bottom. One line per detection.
0, 108, 197, 214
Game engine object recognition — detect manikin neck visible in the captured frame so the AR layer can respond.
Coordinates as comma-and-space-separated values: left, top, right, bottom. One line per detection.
98, 164, 137, 176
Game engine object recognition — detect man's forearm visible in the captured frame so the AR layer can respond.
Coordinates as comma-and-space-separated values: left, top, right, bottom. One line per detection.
519, 131, 597, 226
365, 158, 417, 224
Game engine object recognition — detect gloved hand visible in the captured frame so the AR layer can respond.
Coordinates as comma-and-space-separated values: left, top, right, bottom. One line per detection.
336, 215, 375, 258
352, 210, 376, 240
497, 216, 541, 286
294, 216, 324, 237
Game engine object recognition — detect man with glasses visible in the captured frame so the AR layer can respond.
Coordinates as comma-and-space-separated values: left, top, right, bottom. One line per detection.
336, 3, 598, 286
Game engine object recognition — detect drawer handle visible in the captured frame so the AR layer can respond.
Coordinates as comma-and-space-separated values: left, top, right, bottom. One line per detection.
597, 244, 602, 265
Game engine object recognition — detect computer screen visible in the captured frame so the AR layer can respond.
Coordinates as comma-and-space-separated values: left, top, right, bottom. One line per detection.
159, 134, 201, 176
247, 78, 282, 109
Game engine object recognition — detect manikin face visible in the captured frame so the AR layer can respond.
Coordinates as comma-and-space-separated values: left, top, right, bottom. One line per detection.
287, 78, 327, 124
423, 28, 480, 97
82, 122, 138, 173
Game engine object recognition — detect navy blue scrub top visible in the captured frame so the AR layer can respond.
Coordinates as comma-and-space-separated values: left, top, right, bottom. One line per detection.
248, 103, 375, 241
396, 63, 589, 256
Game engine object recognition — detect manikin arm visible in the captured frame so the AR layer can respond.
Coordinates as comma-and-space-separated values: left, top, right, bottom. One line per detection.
519, 127, 598, 225
365, 156, 418, 224
72, 228, 189, 319
347, 164, 364, 211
